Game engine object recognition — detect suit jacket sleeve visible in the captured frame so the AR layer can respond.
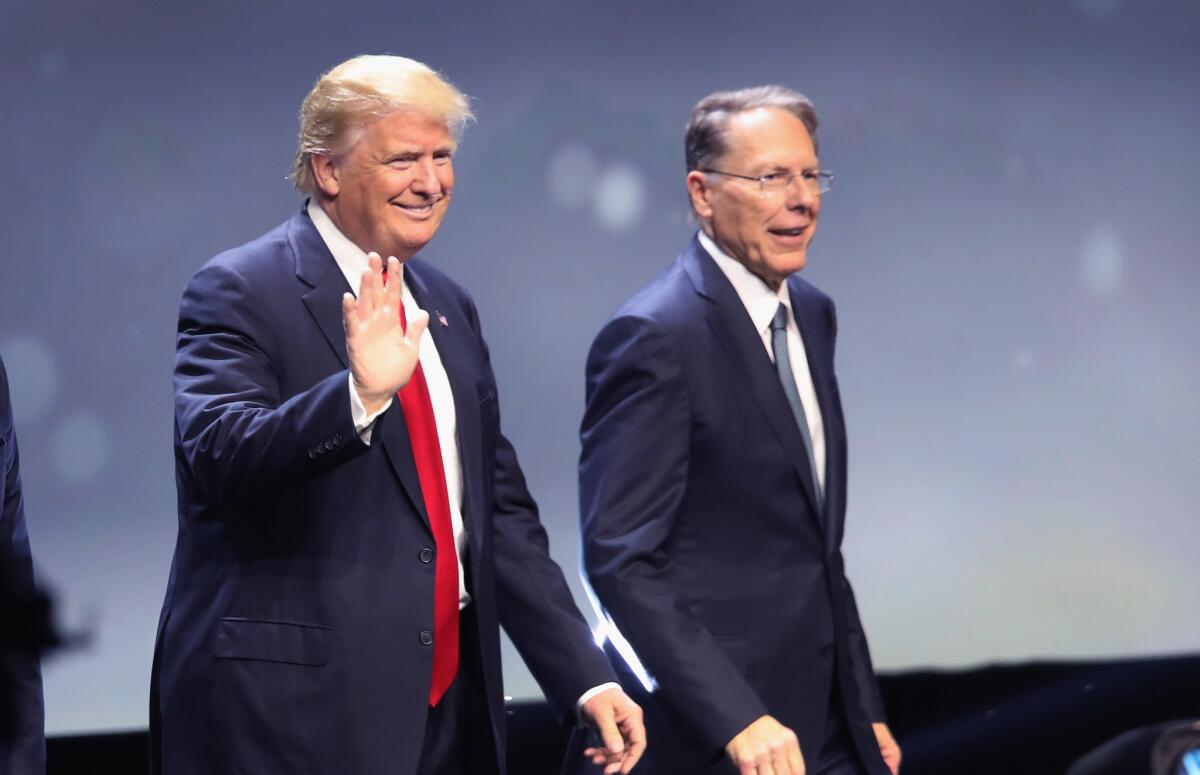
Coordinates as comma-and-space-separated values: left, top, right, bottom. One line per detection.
580, 314, 768, 755
174, 262, 363, 505
0, 358, 47, 774
467, 303, 616, 718
827, 301, 887, 723
842, 569, 887, 722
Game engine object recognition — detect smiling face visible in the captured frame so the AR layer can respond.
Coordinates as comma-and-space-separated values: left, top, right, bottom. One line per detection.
687, 107, 821, 289
311, 109, 456, 261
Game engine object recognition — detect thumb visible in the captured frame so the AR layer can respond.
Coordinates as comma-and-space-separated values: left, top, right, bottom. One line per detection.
405, 309, 430, 344
595, 709, 625, 755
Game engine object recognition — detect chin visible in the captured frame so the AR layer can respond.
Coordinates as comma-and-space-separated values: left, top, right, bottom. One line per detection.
773, 254, 808, 277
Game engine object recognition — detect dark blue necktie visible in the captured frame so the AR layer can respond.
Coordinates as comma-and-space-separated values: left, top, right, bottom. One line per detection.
770, 303, 823, 511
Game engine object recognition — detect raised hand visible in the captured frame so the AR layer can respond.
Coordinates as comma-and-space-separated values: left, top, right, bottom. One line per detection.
725, 715, 804, 775
342, 253, 429, 414
580, 687, 647, 774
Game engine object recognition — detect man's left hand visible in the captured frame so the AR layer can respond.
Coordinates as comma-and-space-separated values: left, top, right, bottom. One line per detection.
580, 687, 646, 774
872, 723, 901, 774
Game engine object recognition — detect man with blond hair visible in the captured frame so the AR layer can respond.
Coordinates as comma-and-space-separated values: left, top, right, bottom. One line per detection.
580, 86, 900, 775
150, 55, 644, 775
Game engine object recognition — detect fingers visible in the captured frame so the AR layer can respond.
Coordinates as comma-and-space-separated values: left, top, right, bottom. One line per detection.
353, 253, 409, 329
617, 713, 646, 773
385, 255, 401, 313
590, 720, 625, 775
369, 252, 383, 304
356, 270, 375, 320
597, 715, 626, 758
405, 309, 430, 344
726, 716, 802, 775
769, 741, 790, 775
787, 739, 805, 775
580, 694, 636, 775
342, 292, 359, 338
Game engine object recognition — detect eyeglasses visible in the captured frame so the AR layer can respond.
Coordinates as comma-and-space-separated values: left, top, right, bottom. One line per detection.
701, 168, 834, 195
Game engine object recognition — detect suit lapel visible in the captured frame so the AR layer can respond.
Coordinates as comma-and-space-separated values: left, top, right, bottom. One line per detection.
789, 281, 842, 536
682, 239, 824, 522
405, 263, 485, 555
292, 210, 351, 370
289, 208, 429, 527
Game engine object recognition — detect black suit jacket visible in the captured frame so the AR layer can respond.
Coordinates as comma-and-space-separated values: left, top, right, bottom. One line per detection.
580, 237, 888, 773
0, 356, 46, 775
150, 208, 614, 775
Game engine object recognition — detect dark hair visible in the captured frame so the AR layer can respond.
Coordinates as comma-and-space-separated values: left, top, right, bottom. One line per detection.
685, 85, 819, 172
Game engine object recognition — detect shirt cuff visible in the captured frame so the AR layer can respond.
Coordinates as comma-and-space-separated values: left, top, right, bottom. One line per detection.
575, 682, 622, 718
349, 372, 392, 445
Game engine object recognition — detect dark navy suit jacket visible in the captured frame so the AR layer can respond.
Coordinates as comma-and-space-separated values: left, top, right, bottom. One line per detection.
150, 208, 614, 775
0, 356, 46, 774
580, 238, 889, 773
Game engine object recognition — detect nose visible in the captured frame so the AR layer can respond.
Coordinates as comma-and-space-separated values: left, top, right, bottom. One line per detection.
784, 176, 818, 211
410, 158, 444, 198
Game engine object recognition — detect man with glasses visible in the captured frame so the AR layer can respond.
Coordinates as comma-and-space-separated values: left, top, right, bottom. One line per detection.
579, 86, 900, 775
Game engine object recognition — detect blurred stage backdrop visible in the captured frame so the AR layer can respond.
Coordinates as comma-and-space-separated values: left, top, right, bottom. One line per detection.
0, 0, 1196, 735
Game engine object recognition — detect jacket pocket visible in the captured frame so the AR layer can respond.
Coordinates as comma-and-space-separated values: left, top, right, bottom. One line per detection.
214, 618, 332, 666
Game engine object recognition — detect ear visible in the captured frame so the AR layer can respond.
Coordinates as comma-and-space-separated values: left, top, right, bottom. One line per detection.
309, 154, 340, 198
686, 170, 714, 220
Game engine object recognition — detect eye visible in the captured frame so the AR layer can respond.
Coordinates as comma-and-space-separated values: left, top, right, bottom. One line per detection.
385, 154, 418, 169
759, 172, 787, 184
433, 150, 454, 165
801, 170, 820, 181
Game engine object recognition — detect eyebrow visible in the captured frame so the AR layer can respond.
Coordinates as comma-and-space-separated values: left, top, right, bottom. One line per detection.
380, 144, 456, 161
762, 163, 819, 174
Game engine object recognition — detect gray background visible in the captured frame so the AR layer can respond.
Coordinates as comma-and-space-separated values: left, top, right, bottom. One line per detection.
1, 0, 1196, 734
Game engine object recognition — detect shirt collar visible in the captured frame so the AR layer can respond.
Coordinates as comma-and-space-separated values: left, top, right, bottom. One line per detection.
696, 230, 791, 335
306, 198, 405, 296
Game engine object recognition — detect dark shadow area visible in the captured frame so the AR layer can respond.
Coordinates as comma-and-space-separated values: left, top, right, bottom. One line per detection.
44, 653, 1200, 775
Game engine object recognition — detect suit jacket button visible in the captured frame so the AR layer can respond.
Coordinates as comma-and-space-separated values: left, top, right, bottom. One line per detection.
333, 433, 343, 444
308, 448, 318, 459
419, 629, 433, 646
418, 547, 434, 564
323, 439, 335, 451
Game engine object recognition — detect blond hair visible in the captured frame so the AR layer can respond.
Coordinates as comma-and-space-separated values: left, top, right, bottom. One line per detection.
291, 54, 474, 194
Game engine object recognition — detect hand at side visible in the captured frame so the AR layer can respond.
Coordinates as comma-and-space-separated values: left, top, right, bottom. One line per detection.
725, 715, 804, 775
872, 722, 901, 774
580, 687, 647, 774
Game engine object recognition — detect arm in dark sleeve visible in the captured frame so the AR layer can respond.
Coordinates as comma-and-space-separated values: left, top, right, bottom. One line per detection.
0, 357, 46, 774
580, 315, 767, 756
827, 300, 886, 722
842, 573, 887, 721
467, 305, 615, 718
173, 263, 364, 505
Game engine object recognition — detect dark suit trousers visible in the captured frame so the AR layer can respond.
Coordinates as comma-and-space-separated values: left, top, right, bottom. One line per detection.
811, 687, 870, 775
418, 605, 498, 775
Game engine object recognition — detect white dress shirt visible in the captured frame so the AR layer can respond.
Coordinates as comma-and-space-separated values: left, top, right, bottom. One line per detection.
697, 231, 826, 490
308, 200, 471, 608
307, 201, 617, 710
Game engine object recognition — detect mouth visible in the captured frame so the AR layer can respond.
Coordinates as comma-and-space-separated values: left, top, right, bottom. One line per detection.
392, 198, 441, 219
768, 226, 809, 244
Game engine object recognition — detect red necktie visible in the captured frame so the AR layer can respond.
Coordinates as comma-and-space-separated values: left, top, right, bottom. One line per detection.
397, 293, 459, 706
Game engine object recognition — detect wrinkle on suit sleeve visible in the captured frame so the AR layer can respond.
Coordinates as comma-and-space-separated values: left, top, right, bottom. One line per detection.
467, 303, 616, 718
174, 263, 364, 505
580, 314, 768, 756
